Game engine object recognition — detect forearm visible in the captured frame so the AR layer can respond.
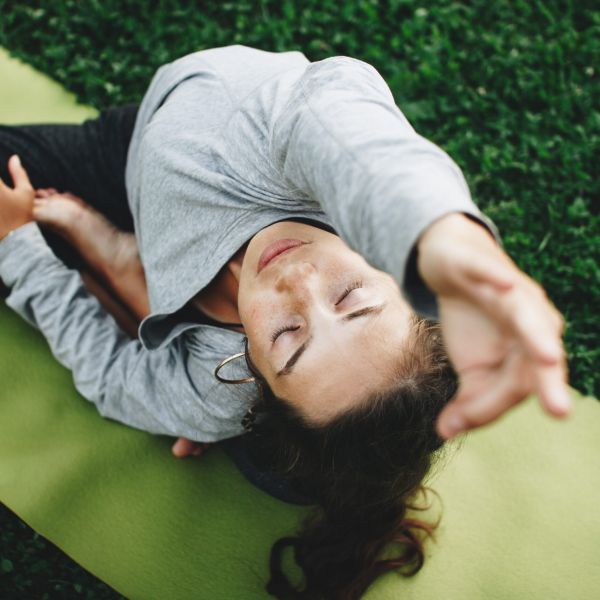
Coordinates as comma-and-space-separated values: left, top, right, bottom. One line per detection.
416, 212, 510, 295
0, 223, 250, 441
270, 57, 501, 317
0, 224, 135, 398
80, 269, 140, 339
0, 224, 170, 433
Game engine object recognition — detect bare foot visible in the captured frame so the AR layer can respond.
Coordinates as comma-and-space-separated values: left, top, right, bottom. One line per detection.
33, 190, 138, 279
32, 190, 150, 320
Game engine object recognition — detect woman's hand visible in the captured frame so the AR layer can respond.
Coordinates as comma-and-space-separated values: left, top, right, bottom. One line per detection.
417, 213, 570, 439
0, 155, 35, 240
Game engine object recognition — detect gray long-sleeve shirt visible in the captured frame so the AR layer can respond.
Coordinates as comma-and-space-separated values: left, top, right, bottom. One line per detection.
0, 45, 499, 441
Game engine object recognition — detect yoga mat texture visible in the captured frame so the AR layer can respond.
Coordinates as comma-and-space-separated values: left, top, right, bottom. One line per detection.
1, 48, 599, 600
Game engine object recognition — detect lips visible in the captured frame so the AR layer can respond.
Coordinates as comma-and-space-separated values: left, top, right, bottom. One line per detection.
257, 238, 307, 274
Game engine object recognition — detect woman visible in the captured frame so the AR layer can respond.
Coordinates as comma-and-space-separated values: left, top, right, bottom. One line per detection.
0, 45, 568, 598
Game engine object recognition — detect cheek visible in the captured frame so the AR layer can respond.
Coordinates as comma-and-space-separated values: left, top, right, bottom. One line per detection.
242, 299, 279, 374
239, 290, 280, 338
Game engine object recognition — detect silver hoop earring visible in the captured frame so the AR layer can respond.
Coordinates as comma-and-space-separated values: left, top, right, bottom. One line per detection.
214, 352, 256, 384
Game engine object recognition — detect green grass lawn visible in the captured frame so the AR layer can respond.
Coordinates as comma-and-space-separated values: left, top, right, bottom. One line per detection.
0, 0, 598, 596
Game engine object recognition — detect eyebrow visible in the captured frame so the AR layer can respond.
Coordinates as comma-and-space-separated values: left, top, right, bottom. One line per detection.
275, 303, 387, 378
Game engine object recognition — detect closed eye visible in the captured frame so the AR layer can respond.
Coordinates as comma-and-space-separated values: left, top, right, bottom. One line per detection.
271, 279, 364, 343
336, 279, 363, 305
276, 302, 387, 378
271, 324, 300, 343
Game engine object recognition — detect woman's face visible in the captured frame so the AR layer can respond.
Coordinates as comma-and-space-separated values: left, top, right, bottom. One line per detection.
237, 221, 414, 424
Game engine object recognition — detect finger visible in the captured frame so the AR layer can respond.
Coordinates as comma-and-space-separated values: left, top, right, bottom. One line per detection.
436, 352, 530, 438
465, 280, 564, 366
509, 297, 564, 365
8, 155, 33, 191
534, 355, 571, 417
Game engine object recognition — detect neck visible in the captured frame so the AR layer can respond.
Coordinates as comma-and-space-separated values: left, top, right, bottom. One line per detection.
192, 245, 247, 327
227, 244, 246, 284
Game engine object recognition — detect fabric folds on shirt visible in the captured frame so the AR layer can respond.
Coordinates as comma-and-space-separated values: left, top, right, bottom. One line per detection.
0, 45, 500, 440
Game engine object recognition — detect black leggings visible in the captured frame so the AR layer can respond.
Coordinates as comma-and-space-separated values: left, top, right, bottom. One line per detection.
0, 105, 138, 269
0, 107, 312, 506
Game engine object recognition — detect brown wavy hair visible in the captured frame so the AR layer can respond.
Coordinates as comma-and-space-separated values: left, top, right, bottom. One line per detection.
243, 315, 458, 599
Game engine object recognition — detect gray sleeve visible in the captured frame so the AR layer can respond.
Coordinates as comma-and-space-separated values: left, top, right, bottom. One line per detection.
0, 223, 247, 442
270, 56, 501, 319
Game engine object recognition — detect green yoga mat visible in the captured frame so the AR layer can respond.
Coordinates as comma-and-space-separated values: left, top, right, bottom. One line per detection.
1, 48, 599, 599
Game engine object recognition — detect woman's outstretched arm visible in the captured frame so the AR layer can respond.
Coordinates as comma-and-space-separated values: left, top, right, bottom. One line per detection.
32, 187, 211, 458
0, 156, 250, 442
416, 213, 569, 438
267, 58, 569, 436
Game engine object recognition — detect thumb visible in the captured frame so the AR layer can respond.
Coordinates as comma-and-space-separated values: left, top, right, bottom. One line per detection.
8, 155, 33, 191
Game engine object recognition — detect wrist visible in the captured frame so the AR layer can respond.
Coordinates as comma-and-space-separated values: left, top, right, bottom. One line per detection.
419, 212, 496, 250
416, 213, 502, 292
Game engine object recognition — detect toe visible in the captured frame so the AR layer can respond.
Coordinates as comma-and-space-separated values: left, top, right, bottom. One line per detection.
32, 196, 83, 232
35, 188, 58, 198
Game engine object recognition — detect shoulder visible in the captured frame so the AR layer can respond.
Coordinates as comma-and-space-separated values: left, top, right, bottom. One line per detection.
288, 55, 392, 105
151, 45, 309, 103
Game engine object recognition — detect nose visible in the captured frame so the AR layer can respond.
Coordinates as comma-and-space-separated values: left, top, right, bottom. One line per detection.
275, 261, 317, 298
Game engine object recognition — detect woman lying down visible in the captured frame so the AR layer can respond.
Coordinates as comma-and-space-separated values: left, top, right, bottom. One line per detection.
0, 46, 569, 600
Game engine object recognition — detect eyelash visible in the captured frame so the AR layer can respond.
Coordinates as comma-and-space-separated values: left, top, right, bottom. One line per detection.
336, 279, 363, 306
270, 279, 364, 343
